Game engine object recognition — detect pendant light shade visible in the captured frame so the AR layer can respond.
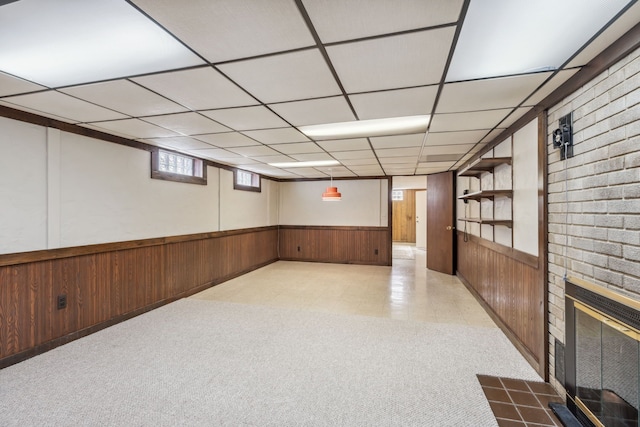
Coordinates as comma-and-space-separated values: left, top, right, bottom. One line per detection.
322, 169, 341, 201
322, 186, 342, 201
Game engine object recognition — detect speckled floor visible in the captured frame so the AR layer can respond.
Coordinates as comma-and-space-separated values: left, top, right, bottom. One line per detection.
192, 243, 496, 327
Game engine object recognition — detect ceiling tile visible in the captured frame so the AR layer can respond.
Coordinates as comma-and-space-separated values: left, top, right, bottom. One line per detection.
289, 153, 333, 162
214, 157, 260, 166
416, 160, 456, 168
0, 0, 203, 87
2, 91, 128, 123
437, 73, 551, 113
302, 0, 462, 43
131, 0, 314, 62
200, 106, 288, 131
317, 138, 370, 152
422, 144, 475, 155
446, 0, 630, 82
242, 127, 309, 144
195, 132, 259, 148
283, 167, 329, 178
375, 147, 421, 158
379, 156, 418, 165
429, 109, 512, 132
132, 67, 258, 110
142, 112, 230, 135
350, 86, 438, 120
268, 97, 355, 126
332, 150, 376, 160
327, 167, 356, 178
415, 165, 452, 174
86, 119, 180, 139
525, 69, 580, 106
567, 2, 640, 68
425, 130, 488, 146
370, 134, 424, 149
227, 145, 280, 157
327, 28, 455, 93
250, 154, 294, 164
269, 142, 323, 155
145, 136, 216, 151
349, 165, 384, 176
62, 80, 188, 117
339, 158, 380, 166
218, 49, 341, 103
0, 100, 77, 124
383, 167, 415, 175
0, 72, 45, 96
500, 107, 531, 130
480, 129, 507, 144
187, 148, 243, 160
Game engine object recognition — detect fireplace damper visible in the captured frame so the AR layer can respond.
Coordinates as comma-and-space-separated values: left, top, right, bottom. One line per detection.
566, 277, 640, 427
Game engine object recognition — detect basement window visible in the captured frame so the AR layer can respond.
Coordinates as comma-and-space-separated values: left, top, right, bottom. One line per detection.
151, 149, 206, 185
392, 190, 404, 201
234, 169, 261, 192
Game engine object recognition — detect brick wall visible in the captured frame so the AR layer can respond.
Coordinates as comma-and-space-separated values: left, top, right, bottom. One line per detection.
547, 46, 640, 393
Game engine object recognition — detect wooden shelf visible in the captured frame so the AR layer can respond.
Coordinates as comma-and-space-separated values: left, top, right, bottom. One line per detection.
458, 157, 512, 177
458, 218, 513, 228
458, 189, 512, 201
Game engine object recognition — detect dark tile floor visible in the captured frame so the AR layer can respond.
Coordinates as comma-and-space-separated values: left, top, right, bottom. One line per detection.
477, 374, 565, 427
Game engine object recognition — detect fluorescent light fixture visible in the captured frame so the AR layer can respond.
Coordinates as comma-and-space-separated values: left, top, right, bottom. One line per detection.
446, 0, 632, 82
0, 0, 203, 87
299, 115, 430, 139
268, 160, 340, 168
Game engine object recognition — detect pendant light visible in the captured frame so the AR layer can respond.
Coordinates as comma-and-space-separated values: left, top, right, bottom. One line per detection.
322, 169, 341, 201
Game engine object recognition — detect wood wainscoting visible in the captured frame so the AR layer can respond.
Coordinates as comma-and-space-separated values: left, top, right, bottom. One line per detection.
456, 231, 546, 377
0, 227, 278, 368
279, 225, 392, 266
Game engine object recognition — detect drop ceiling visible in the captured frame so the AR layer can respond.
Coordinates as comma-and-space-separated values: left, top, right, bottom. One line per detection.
0, 0, 638, 179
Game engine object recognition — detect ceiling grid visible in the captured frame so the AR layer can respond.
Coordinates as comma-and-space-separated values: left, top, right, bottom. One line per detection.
0, 0, 637, 178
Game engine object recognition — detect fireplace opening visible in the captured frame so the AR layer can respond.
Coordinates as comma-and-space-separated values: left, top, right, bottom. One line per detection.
566, 278, 640, 427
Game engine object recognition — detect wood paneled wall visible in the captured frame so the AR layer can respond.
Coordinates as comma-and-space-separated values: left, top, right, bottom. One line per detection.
0, 227, 278, 367
392, 190, 416, 242
279, 226, 391, 266
457, 232, 545, 376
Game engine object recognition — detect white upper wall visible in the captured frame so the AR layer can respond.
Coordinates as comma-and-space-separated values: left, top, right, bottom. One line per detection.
219, 168, 278, 231
279, 179, 388, 227
0, 117, 48, 253
512, 118, 539, 256
0, 115, 389, 255
57, 131, 220, 247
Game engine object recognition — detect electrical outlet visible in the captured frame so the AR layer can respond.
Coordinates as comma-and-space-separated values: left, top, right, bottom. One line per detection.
374, 249, 378, 255
297, 246, 300, 252
57, 294, 67, 310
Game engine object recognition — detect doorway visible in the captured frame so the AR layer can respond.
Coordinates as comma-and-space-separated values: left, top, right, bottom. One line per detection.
391, 176, 428, 262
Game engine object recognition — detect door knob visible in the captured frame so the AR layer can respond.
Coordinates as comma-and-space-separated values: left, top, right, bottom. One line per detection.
446, 225, 454, 231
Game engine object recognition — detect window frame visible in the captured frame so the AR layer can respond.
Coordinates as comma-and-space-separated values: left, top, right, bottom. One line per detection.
151, 148, 207, 185
233, 168, 261, 193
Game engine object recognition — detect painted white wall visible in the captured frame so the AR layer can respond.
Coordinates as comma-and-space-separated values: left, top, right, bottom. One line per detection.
0, 117, 48, 254
393, 175, 427, 189
279, 179, 387, 227
219, 169, 278, 230
58, 132, 220, 247
512, 118, 539, 256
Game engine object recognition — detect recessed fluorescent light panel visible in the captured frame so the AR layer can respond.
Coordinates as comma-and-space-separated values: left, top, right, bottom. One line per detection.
268, 160, 340, 168
299, 115, 430, 140
0, 0, 204, 87
447, 0, 632, 82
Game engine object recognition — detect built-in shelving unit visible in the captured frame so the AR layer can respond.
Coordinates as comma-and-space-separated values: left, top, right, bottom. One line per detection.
458, 156, 513, 228
457, 189, 513, 201
458, 157, 512, 177
458, 217, 513, 228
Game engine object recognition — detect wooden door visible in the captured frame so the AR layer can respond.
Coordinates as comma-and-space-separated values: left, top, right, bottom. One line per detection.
426, 171, 456, 274
415, 190, 426, 249
391, 189, 416, 242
